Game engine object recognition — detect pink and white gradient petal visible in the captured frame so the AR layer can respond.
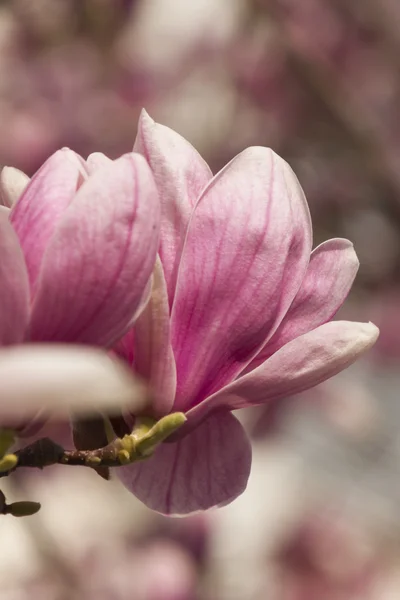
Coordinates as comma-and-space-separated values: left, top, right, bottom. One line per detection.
0, 211, 30, 344
29, 153, 160, 347
134, 109, 212, 305
171, 148, 312, 412
184, 321, 379, 430
117, 411, 252, 515
247, 238, 360, 371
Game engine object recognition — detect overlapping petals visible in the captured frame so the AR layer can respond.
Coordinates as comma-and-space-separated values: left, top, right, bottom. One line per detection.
0, 148, 160, 348
246, 238, 360, 371
171, 146, 312, 411
29, 153, 160, 346
115, 112, 379, 515
185, 321, 379, 430
129, 257, 177, 417
134, 110, 212, 305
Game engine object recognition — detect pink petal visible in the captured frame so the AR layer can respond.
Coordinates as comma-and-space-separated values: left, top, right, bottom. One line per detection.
134, 110, 212, 304
30, 153, 160, 347
109, 274, 153, 365
131, 275, 154, 322
86, 152, 113, 174
113, 276, 155, 359
171, 148, 312, 412
185, 321, 379, 429
10, 149, 86, 291
0, 167, 30, 208
246, 238, 359, 371
114, 326, 135, 365
0, 345, 148, 422
0, 211, 30, 344
117, 411, 251, 515
131, 257, 177, 417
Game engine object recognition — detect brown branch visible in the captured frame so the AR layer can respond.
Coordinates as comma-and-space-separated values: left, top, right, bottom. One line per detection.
0, 436, 135, 478
0, 412, 187, 478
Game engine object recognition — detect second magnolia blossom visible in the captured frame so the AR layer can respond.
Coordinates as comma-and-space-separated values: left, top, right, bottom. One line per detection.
114, 110, 379, 515
0, 148, 160, 348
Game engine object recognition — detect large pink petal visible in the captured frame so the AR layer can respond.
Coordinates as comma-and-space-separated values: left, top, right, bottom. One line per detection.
131, 257, 176, 417
246, 238, 359, 371
134, 110, 212, 305
10, 149, 85, 291
30, 153, 160, 347
0, 211, 30, 344
184, 321, 379, 430
171, 148, 312, 412
117, 411, 251, 515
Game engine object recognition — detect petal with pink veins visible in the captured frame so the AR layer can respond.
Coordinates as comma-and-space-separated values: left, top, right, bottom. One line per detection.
0, 211, 30, 344
0, 167, 30, 208
10, 149, 86, 291
131, 257, 177, 417
30, 153, 160, 347
171, 148, 312, 412
134, 110, 212, 304
246, 238, 359, 372
184, 321, 379, 430
117, 411, 252, 515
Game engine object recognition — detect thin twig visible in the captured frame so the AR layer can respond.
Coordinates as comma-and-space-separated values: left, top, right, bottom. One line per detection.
0, 412, 187, 478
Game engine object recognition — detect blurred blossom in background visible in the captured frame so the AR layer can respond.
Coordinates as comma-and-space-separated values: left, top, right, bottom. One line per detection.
1, 0, 400, 598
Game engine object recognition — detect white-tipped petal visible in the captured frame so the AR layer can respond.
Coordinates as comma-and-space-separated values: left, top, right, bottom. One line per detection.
0, 167, 30, 208
0, 345, 148, 421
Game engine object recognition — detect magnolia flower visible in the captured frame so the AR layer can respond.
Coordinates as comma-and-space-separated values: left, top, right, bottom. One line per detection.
0, 148, 160, 347
115, 111, 379, 515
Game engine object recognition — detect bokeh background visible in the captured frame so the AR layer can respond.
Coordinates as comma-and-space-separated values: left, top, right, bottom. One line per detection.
2, 0, 400, 598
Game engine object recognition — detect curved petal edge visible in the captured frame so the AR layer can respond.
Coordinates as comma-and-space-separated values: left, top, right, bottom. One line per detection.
117, 411, 252, 515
